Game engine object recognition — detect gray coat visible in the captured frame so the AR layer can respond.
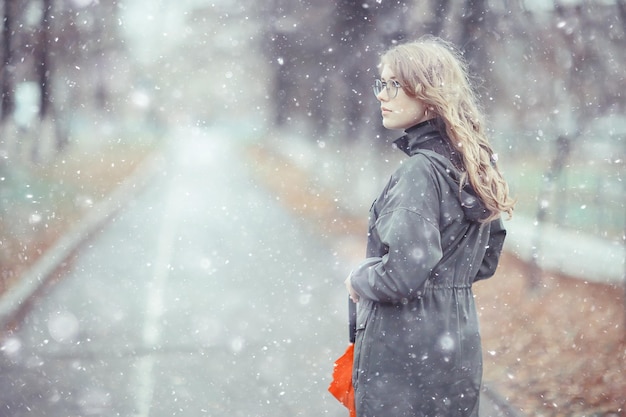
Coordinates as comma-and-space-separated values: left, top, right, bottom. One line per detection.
349, 120, 506, 417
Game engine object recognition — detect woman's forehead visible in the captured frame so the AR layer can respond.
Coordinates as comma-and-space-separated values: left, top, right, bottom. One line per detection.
379, 64, 397, 80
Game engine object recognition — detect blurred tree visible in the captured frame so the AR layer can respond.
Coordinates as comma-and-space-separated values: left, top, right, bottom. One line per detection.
263, 0, 324, 130
0, 0, 15, 183
552, 2, 616, 129
427, 0, 452, 36
528, 135, 572, 289
31, 0, 56, 161
619, 0, 626, 23
459, 0, 488, 72
326, 1, 413, 140
331, 0, 377, 138
37, 0, 52, 121
1, 0, 16, 124
266, 20, 297, 128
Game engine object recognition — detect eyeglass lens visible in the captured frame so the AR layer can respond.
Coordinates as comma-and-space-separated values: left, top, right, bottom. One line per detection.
372, 79, 399, 98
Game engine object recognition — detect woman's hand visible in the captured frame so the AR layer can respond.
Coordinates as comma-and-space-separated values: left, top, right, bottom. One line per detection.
345, 275, 360, 303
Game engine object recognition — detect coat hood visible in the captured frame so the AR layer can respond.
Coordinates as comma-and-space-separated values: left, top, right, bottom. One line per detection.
394, 120, 490, 222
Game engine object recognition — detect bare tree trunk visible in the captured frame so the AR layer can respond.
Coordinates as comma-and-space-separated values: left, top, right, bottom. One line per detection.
32, 0, 55, 162
618, 0, 626, 26
38, 0, 52, 119
428, 0, 451, 36
332, 0, 408, 139
0, 0, 18, 172
458, 0, 488, 71
1, 0, 15, 123
333, 0, 375, 137
528, 136, 572, 290
623, 175, 626, 342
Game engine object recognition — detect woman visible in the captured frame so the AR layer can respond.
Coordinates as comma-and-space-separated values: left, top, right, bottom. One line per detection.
344, 36, 515, 417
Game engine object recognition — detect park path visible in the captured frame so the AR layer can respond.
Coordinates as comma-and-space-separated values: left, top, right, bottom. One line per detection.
0, 127, 348, 417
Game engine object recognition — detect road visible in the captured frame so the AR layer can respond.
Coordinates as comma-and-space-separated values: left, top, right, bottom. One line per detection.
0, 126, 519, 417
0, 127, 348, 417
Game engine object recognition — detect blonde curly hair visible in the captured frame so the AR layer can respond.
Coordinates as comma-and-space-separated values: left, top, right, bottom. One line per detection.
380, 36, 515, 222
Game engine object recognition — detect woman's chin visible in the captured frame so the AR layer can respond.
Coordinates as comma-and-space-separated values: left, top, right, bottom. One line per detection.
382, 119, 397, 130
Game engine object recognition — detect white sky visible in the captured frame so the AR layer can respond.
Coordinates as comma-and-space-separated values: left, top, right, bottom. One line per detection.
119, 0, 225, 64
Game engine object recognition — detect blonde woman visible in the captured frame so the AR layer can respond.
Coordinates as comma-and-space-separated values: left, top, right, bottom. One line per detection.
344, 36, 515, 417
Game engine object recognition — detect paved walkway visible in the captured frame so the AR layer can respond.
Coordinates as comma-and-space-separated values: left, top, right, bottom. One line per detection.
1, 127, 347, 416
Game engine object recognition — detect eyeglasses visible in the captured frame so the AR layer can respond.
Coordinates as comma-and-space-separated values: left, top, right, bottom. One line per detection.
373, 79, 403, 99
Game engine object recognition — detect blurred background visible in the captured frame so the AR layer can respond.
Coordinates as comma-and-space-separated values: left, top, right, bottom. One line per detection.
0, 0, 625, 416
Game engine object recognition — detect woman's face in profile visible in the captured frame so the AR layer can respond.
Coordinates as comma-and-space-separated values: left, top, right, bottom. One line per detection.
376, 64, 429, 131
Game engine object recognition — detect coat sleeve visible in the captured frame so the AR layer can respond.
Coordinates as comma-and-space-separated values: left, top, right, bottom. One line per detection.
350, 159, 443, 303
473, 218, 506, 281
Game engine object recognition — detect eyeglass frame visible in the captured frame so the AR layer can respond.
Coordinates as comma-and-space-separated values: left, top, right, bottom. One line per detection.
372, 79, 403, 99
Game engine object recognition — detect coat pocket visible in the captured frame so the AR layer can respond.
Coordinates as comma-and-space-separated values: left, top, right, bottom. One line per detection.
356, 300, 375, 331
353, 301, 376, 391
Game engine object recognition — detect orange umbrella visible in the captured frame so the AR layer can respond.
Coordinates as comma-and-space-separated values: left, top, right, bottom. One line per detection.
328, 343, 356, 417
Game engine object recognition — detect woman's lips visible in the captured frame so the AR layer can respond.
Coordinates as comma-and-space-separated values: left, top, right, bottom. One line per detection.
381, 107, 392, 115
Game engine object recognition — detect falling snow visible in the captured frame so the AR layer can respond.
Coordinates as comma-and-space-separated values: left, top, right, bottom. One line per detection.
0, 1, 625, 417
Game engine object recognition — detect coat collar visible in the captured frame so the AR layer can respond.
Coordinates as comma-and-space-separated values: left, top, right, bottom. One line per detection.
394, 119, 491, 222
393, 119, 443, 157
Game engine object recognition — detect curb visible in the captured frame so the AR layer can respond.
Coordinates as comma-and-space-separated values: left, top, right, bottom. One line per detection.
0, 152, 165, 328
504, 215, 624, 285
